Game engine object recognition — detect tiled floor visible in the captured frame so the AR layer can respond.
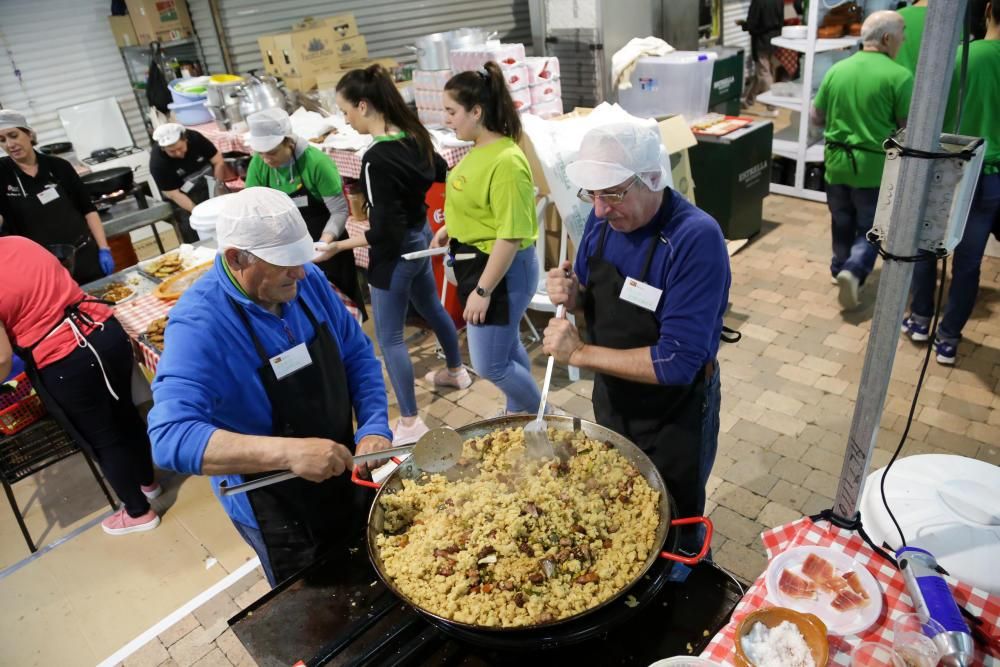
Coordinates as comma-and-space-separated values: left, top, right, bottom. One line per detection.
3, 192, 997, 667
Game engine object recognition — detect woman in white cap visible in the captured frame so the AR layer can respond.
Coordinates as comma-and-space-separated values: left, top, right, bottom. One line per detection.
243, 108, 365, 319
148, 123, 231, 243
0, 109, 114, 283
430, 62, 541, 415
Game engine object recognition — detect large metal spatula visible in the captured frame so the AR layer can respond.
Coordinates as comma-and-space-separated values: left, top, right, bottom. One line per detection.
219, 427, 464, 496
523, 305, 565, 459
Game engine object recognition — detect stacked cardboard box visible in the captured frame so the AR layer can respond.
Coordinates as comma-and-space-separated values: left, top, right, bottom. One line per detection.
448, 44, 562, 117
258, 14, 369, 92
108, 0, 193, 47
412, 69, 453, 126
524, 57, 563, 119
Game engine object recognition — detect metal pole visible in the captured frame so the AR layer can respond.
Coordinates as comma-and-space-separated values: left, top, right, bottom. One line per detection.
832, 1, 967, 518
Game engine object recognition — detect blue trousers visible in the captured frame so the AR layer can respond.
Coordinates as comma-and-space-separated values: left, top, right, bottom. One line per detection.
827, 184, 880, 283
232, 520, 277, 587
369, 226, 463, 417
909, 173, 1000, 343
465, 248, 542, 414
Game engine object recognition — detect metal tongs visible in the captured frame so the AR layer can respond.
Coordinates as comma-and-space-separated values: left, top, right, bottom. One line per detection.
523, 304, 565, 459
219, 427, 464, 496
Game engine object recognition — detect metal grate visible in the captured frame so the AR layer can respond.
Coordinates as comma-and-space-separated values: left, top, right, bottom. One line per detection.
0, 418, 84, 485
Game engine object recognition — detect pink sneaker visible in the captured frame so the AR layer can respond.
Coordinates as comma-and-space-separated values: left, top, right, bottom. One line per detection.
101, 508, 160, 535
141, 482, 162, 500
424, 368, 472, 390
392, 417, 430, 446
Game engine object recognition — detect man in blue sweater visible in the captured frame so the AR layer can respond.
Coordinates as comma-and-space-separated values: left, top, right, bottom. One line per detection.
147, 187, 392, 586
544, 123, 731, 556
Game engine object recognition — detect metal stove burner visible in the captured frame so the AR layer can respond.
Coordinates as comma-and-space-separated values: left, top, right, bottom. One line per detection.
93, 185, 149, 214
82, 146, 143, 166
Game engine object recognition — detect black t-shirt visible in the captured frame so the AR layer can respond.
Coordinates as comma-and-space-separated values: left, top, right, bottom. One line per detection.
148, 129, 219, 192
0, 152, 96, 235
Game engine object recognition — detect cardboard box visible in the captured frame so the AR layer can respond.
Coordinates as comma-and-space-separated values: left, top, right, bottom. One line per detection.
294, 14, 358, 40
108, 15, 139, 48
315, 58, 399, 90
258, 35, 282, 76
332, 35, 368, 66
125, 0, 193, 44
282, 75, 317, 93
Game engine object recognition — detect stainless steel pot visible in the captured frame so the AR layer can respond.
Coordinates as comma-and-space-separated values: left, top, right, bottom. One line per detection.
357, 414, 712, 635
236, 72, 285, 118
408, 28, 493, 70
206, 79, 243, 107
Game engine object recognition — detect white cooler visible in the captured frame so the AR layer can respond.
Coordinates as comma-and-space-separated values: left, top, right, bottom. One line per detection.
617, 51, 718, 121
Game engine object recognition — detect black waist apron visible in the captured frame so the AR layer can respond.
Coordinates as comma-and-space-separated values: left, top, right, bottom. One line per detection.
3, 161, 102, 284
279, 157, 367, 321
448, 238, 511, 326
229, 295, 365, 584
169, 164, 212, 243
583, 222, 710, 521
826, 140, 884, 176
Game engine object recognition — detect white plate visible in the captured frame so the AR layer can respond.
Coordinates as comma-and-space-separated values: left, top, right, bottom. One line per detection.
765, 545, 882, 636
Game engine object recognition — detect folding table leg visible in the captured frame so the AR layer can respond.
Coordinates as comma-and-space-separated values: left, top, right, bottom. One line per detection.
80, 451, 117, 511
2, 477, 36, 553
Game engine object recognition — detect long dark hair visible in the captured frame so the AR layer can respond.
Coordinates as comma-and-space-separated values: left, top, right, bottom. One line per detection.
336, 64, 436, 165
444, 61, 522, 142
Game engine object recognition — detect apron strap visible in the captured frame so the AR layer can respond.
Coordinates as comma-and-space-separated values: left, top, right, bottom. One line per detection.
595, 220, 611, 258
226, 295, 272, 365
639, 225, 662, 283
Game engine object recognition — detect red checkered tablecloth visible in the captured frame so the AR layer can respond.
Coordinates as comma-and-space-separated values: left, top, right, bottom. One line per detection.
188, 122, 250, 153
320, 144, 471, 180
701, 517, 999, 666
774, 47, 800, 78
345, 217, 371, 269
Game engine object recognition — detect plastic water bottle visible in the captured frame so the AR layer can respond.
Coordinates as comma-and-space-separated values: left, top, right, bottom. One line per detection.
896, 546, 974, 667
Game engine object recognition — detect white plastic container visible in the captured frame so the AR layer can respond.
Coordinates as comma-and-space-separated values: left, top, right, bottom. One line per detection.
616, 51, 718, 122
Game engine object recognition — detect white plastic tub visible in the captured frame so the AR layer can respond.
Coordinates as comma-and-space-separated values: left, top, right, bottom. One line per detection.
617, 51, 718, 122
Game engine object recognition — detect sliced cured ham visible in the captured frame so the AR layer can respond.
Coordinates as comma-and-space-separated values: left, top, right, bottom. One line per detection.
831, 588, 868, 611
819, 574, 849, 594
778, 569, 817, 599
801, 553, 836, 583
842, 570, 869, 600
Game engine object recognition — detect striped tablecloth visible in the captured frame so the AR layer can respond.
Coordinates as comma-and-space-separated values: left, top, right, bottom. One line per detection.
701, 517, 999, 666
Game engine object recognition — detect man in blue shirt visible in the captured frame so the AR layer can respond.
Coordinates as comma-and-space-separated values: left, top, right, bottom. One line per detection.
148, 187, 392, 586
544, 123, 731, 556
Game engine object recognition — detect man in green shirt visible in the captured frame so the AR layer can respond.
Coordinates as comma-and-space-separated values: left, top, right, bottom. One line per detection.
894, 0, 927, 75
902, 0, 1000, 365
811, 11, 913, 310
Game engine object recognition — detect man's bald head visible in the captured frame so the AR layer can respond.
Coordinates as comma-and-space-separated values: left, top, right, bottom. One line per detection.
862, 10, 906, 58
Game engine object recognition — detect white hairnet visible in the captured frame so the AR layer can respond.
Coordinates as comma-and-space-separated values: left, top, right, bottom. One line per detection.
216, 187, 315, 267
0, 109, 30, 133
565, 121, 670, 192
246, 108, 293, 153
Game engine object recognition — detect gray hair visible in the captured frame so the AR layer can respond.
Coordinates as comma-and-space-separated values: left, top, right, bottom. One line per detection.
861, 10, 905, 49
224, 248, 260, 268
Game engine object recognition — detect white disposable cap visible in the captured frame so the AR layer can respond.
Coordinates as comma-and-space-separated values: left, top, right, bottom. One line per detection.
152, 123, 184, 147
246, 107, 292, 153
0, 109, 30, 132
565, 121, 670, 192
216, 187, 315, 267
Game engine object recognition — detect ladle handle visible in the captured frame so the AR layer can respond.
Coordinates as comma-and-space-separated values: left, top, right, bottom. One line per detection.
535, 304, 565, 422
353, 443, 414, 465
219, 470, 297, 496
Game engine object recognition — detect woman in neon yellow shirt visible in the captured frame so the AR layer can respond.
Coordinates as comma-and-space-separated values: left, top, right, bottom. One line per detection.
430, 61, 541, 414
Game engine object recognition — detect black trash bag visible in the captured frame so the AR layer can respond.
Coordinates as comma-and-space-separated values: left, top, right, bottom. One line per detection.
146, 42, 173, 115
110, 0, 127, 15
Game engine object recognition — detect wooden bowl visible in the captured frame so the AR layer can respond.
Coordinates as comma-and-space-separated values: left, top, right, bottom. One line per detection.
734, 607, 829, 667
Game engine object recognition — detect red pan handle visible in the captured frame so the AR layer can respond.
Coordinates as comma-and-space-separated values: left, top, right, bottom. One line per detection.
659, 516, 713, 566
350, 455, 404, 490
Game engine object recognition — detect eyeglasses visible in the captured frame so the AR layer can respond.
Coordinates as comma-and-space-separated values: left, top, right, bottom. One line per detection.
576, 176, 639, 204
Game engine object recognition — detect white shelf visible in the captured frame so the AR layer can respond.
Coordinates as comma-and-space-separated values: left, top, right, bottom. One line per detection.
772, 138, 825, 162
756, 91, 802, 113
770, 182, 828, 203
771, 36, 861, 53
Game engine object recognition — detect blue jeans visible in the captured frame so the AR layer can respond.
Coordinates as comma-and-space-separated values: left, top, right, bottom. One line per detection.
369, 226, 463, 417
909, 173, 1000, 344
827, 184, 880, 283
465, 248, 541, 414
232, 520, 277, 587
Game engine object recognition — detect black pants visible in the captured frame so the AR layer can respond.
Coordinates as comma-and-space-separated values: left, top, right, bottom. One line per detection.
170, 205, 201, 244
38, 319, 154, 517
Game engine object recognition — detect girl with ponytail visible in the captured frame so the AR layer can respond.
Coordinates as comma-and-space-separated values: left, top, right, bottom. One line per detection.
330, 64, 471, 445
430, 61, 541, 414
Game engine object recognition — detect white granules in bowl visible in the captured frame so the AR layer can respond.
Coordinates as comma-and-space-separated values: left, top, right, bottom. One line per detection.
740, 620, 816, 667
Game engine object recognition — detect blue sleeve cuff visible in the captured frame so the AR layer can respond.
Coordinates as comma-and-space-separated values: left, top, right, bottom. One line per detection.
355, 424, 393, 445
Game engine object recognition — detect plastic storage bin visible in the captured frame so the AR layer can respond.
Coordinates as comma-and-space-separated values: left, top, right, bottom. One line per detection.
617, 51, 718, 122
168, 99, 213, 126
0, 373, 46, 437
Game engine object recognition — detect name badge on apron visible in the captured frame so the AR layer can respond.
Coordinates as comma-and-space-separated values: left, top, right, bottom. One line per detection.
619, 277, 662, 312
37, 187, 60, 205
180, 179, 196, 194
292, 195, 308, 208
269, 342, 313, 380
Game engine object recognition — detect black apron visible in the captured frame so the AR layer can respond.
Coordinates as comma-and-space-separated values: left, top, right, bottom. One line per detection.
228, 295, 365, 584
826, 140, 885, 176
269, 153, 367, 321
2, 157, 102, 284
583, 221, 712, 522
448, 239, 511, 326
169, 163, 212, 244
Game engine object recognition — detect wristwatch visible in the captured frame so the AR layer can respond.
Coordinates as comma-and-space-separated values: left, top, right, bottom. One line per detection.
475, 285, 492, 297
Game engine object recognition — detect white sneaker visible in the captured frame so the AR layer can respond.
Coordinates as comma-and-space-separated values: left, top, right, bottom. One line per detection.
392, 416, 430, 446
101, 508, 160, 535
836, 270, 860, 310
424, 367, 473, 390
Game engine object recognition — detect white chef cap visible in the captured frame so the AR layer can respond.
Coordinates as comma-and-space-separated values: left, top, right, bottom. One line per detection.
215, 187, 315, 267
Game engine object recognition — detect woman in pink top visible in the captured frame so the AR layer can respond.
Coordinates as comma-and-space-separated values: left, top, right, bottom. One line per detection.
0, 236, 159, 535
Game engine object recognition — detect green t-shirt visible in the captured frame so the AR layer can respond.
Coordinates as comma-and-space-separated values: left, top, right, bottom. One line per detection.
814, 51, 914, 188
244, 143, 343, 198
944, 40, 1000, 175
443, 137, 538, 253
894, 5, 927, 76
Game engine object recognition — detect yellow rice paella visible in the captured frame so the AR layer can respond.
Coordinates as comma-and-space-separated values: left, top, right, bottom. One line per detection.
374, 426, 660, 627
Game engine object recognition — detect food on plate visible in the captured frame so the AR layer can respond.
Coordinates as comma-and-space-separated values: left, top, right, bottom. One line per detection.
146, 316, 167, 348
801, 553, 835, 583
94, 282, 134, 304
830, 588, 867, 611
145, 252, 184, 278
778, 570, 817, 600
375, 427, 660, 627
153, 262, 212, 301
740, 620, 816, 667
842, 570, 869, 600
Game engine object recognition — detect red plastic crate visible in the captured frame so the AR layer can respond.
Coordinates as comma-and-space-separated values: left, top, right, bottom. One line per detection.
0, 373, 46, 437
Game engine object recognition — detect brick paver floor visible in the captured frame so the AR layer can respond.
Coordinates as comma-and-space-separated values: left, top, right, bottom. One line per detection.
120, 194, 1000, 666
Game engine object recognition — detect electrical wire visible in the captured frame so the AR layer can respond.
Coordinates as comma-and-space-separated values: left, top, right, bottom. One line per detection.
879, 255, 948, 550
